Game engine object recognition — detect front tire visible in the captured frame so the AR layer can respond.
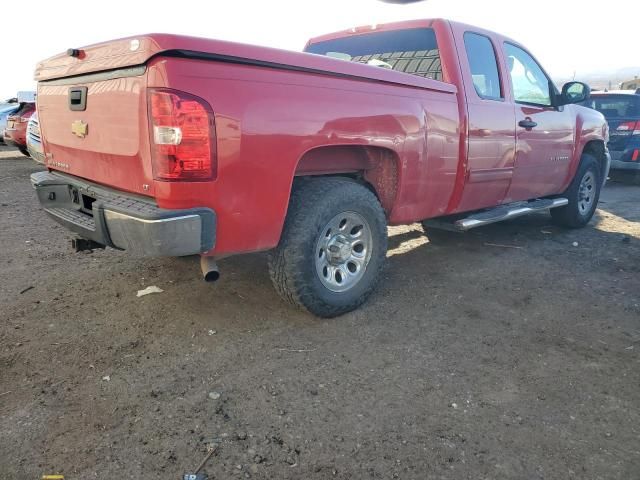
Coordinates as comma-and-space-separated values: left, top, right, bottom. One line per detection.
551, 154, 601, 228
268, 177, 388, 318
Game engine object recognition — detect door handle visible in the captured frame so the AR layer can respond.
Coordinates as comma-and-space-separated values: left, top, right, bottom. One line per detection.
518, 119, 538, 130
68, 86, 88, 111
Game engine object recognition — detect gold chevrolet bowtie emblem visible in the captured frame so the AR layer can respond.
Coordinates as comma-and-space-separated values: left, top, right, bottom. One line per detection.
71, 120, 88, 138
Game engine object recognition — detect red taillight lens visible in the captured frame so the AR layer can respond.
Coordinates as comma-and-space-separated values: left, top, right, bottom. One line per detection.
617, 121, 640, 135
148, 88, 216, 181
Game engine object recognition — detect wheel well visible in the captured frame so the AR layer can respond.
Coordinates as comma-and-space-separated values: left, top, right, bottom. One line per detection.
294, 145, 399, 214
582, 140, 607, 175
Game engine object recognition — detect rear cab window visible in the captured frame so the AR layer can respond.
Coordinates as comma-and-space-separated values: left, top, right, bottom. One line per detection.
304, 28, 443, 81
463, 32, 503, 100
580, 95, 640, 119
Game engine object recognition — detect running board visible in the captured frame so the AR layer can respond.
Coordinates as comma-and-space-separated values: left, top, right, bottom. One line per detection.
425, 198, 569, 231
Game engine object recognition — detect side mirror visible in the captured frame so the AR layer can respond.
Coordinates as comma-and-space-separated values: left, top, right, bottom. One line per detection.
558, 81, 590, 106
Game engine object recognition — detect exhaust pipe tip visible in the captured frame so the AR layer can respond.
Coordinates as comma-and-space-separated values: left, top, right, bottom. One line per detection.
203, 269, 220, 283
200, 256, 220, 283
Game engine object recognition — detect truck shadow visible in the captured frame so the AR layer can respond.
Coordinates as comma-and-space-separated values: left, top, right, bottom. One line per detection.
384, 206, 638, 278
200, 199, 638, 323
110, 181, 639, 326
595, 180, 640, 224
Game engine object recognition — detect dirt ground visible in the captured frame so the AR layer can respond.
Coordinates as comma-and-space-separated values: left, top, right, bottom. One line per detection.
1, 144, 639, 480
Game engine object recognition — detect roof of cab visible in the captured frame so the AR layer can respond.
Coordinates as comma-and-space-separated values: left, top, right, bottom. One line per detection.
306, 18, 522, 49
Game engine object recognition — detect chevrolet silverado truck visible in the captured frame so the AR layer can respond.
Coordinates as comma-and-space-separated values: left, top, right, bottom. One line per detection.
31, 19, 610, 317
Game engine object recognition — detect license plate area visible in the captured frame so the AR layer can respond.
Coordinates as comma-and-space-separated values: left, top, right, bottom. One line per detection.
69, 187, 96, 216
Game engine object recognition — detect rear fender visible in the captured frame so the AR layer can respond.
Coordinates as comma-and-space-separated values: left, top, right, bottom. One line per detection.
294, 145, 400, 215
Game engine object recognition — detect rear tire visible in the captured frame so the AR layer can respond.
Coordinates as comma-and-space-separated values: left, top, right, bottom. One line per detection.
551, 154, 601, 228
268, 177, 387, 318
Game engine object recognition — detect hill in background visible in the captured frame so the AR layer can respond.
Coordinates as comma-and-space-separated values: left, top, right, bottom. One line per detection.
554, 66, 640, 91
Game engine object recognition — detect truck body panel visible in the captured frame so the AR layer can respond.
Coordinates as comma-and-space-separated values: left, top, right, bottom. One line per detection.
146, 55, 460, 254
37, 73, 153, 196
32, 18, 608, 258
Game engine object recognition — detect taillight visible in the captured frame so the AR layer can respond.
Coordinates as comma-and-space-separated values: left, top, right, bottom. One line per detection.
148, 88, 216, 181
616, 121, 640, 135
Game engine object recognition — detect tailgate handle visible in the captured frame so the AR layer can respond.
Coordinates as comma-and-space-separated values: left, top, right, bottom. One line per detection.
69, 87, 87, 111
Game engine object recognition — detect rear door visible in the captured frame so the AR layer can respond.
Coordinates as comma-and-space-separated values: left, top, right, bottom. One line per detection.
503, 43, 575, 201
453, 30, 516, 212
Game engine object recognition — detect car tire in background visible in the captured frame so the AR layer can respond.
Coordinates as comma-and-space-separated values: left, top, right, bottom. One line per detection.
551, 153, 602, 228
268, 177, 388, 318
18, 146, 30, 157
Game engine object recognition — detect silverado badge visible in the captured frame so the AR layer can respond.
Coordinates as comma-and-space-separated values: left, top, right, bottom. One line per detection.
71, 120, 88, 138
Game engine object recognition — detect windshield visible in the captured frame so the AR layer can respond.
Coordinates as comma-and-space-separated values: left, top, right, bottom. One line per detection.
305, 28, 443, 81
580, 95, 640, 119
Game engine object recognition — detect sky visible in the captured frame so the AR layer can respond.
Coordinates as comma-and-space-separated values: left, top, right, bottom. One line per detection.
2, 0, 638, 99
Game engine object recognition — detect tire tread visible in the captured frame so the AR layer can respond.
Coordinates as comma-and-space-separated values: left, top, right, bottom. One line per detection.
267, 177, 387, 317
551, 154, 601, 228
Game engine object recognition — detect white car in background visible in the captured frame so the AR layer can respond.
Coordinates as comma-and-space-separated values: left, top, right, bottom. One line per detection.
26, 111, 44, 164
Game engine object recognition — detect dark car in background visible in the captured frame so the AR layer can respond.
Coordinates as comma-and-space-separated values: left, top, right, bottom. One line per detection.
581, 91, 640, 171
3, 102, 36, 156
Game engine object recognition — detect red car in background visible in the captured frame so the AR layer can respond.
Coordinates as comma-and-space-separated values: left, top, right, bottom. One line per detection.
4, 102, 36, 156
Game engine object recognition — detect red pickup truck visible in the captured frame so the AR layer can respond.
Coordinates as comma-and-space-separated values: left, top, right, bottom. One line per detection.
31, 19, 609, 317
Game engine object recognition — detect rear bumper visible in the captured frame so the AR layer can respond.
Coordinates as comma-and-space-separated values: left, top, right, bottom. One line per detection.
30, 171, 216, 256
4, 135, 26, 149
609, 146, 640, 170
4, 128, 27, 147
611, 160, 640, 171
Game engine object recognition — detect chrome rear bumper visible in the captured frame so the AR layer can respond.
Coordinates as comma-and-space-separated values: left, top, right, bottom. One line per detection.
30, 171, 216, 256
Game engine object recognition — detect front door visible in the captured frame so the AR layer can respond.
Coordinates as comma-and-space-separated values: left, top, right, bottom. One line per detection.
503, 43, 575, 202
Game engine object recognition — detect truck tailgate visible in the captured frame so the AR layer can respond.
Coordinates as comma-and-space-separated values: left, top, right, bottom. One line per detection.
37, 69, 152, 196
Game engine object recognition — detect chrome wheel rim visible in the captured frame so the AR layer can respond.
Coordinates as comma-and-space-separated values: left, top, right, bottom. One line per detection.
315, 211, 373, 293
578, 171, 596, 215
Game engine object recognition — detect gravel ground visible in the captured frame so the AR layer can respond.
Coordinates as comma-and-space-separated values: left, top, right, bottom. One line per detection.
1, 145, 639, 480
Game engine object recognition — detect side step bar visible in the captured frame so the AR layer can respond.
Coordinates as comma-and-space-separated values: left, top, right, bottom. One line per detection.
425, 197, 569, 232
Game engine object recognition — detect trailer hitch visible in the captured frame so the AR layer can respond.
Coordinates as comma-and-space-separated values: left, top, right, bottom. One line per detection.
71, 238, 106, 253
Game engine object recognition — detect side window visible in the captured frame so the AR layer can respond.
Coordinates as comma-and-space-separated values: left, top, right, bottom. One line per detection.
463, 32, 502, 100
504, 43, 552, 106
